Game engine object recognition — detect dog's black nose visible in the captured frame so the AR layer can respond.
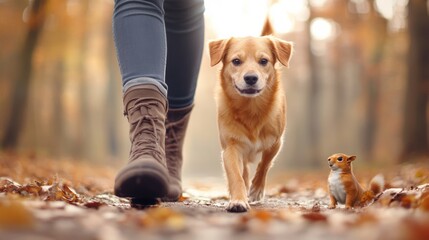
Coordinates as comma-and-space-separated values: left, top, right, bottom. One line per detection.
244, 74, 258, 85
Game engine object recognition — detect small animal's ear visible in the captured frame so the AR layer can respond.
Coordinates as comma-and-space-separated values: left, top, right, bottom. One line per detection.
209, 39, 230, 67
268, 37, 293, 67
347, 155, 357, 162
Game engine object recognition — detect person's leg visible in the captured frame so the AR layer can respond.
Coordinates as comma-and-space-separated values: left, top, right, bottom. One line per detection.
113, 0, 167, 94
164, 0, 205, 108
112, 0, 170, 200
163, 0, 205, 201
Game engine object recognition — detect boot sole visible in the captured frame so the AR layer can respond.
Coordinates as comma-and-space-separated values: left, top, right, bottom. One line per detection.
114, 160, 169, 199
161, 178, 181, 202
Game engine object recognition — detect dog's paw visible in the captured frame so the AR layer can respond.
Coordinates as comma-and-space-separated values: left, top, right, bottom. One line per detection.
226, 200, 250, 213
249, 187, 264, 202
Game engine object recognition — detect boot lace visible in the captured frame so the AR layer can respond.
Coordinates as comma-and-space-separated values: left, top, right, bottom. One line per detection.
126, 100, 164, 164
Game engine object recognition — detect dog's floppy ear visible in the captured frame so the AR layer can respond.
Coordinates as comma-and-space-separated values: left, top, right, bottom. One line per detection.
269, 37, 293, 67
209, 39, 229, 67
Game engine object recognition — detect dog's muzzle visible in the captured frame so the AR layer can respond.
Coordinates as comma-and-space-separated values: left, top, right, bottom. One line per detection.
234, 85, 262, 95
235, 73, 263, 96
244, 74, 258, 86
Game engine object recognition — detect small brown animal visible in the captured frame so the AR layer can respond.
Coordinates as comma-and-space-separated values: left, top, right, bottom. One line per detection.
327, 153, 384, 209
208, 36, 293, 212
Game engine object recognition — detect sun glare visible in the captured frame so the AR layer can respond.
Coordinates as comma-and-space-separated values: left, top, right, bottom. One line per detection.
269, 0, 310, 34
310, 18, 335, 41
309, 0, 328, 8
349, 0, 370, 14
374, 0, 408, 20
205, 0, 310, 38
204, 0, 269, 38
269, 2, 295, 34
375, 0, 395, 19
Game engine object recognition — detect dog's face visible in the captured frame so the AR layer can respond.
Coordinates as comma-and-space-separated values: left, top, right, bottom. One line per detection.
209, 36, 293, 97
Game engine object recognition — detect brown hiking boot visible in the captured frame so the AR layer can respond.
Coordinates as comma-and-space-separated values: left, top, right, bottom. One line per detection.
114, 85, 169, 200
162, 105, 193, 201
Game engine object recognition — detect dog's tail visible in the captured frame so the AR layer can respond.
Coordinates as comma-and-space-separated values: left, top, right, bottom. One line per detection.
261, 17, 274, 36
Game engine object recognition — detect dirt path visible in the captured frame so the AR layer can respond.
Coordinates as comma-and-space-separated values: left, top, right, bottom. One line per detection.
1, 155, 429, 240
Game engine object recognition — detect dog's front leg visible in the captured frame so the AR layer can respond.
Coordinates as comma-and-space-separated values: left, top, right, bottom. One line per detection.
222, 144, 250, 212
249, 140, 281, 202
243, 161, 250, 192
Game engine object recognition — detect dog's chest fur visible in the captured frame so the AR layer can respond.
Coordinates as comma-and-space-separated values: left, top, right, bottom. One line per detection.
244, 129, 278, 155
328, 171, 346, 204
219, 100, 284, 152
226, 115, 282, 152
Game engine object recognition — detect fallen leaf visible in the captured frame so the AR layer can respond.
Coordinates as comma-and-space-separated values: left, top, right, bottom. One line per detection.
251, 209, 274, 223
414, 169, 428, 184
278, 186, 294, 194
403, 217, 429, 240
178, 194, 189, 202
301, 212, 327, 222
0, 177, 21, 194
138, 207, 186, 231
0, 200, 34, 229
419, 196, 429, 212
62, 184, 80, 203
348, 212, 378, 226
311, 202, 321, 212
84, 201, 106, 209
21, 184, 42, 196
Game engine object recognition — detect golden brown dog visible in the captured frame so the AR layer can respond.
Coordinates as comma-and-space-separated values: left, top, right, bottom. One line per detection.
209, 36, 293, 212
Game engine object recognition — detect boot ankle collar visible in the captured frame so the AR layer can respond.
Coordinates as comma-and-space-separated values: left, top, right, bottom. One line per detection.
123, 85, 168, 117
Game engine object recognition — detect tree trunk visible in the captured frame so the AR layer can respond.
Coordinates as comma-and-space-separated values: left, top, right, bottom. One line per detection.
1, 0, 47, 149
307, 12, 321, 167
363, 2, 387, 159
402, 0, 429, 159
106, 17, 119, 160
52, 61, 65, 157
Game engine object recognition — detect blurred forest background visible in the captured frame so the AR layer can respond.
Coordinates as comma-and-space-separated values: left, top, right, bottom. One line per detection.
0, 0, 428, 178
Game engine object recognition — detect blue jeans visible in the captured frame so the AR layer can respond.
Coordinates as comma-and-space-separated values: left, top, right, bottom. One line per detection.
113, 0, 205, 108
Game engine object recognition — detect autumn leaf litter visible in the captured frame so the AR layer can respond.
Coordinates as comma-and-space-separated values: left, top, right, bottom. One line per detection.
1, 154, 429, 239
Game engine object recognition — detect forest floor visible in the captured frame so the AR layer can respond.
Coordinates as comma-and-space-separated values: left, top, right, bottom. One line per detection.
1, 153, 429, 240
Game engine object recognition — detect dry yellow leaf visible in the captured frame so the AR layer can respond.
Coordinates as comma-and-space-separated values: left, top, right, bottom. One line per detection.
0, 200, 34, 229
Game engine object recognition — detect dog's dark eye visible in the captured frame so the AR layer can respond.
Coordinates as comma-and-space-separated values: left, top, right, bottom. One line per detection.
232, 58, 241, 66
337, 157, 343, 162
259, 58, 268, 66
